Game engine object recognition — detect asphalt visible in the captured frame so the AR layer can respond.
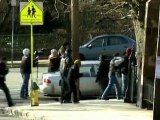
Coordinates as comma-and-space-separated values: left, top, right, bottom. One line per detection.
1, 99, 152, 120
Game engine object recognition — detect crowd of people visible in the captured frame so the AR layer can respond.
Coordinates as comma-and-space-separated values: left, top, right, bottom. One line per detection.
49, 42, 135, 103
97, 47, 135, 101
0, 41, 135, 107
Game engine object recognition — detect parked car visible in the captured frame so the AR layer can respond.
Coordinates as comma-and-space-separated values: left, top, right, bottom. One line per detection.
79, 34, 136, 60
39, 60, 122, 98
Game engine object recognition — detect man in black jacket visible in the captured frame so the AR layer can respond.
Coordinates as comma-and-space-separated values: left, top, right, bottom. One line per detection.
0, 57, 14, 107
20, 48, 31, 99
67, 59, 83, 103
96, 54, 109, 98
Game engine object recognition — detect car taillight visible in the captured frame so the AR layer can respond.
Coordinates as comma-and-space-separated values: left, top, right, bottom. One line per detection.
43, 78, 51, 84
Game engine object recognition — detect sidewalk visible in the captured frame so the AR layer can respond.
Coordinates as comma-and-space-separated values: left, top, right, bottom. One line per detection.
3, 99, 152, 120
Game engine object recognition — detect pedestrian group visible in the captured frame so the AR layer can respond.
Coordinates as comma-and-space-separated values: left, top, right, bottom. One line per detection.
0, 41, 135, 107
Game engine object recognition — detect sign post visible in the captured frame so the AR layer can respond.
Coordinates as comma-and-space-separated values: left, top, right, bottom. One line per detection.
20, 0, 43, 106
11, 0, 16, 67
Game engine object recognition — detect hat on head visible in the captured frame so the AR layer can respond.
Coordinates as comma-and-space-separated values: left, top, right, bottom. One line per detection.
74, 59, 81, 67
125, 48, 132, 57
23, 48, 30, 56
50, 49, 58, 57
51, 49, 57, 54
99, 54, 107, 61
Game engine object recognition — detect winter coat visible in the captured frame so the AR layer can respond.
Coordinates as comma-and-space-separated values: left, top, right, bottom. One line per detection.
20, 55, 31, 74
0, 62, 8, 82
96, 60, 109, 82
67, 65, 83, 84
48, 57, 60, 72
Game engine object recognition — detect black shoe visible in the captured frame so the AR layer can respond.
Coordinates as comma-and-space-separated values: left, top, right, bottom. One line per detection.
101, 98, 109, 100
73, 101, 79, 104
117, 96, 122, 100
124, 98, 131, 103
97, 97, 101, 100
63, 100, 72, 103
9, 103, 15, 107
59, 98, 63, 104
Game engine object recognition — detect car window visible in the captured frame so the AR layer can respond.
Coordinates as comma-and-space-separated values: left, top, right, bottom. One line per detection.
108, 36, 128, 46
89, 38, 104, 47
80, 65, 96, 77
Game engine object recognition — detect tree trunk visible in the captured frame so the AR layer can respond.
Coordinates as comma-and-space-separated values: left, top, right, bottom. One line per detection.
132, 19, 145, 107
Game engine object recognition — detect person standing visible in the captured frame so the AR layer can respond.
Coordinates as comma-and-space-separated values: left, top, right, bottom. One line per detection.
67, 59, 83, 103
95, 54, 109, 98
0, 57, 14, 107
20, 48, 31, 99
58, 42, 69, 58
101, 53, 124, 100
59, 48, 73, 103
48, 49, 60, 72
120, 48, 132, 100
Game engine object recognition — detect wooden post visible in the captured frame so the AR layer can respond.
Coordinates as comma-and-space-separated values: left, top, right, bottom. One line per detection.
71, 0, 80, 100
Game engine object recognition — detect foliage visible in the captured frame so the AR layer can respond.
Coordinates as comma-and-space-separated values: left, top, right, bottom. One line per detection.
79, 0, 135, 43
0, 0, 137, 60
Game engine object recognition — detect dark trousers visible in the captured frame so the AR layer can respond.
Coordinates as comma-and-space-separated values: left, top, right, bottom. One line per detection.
69, 82, 78, 102
98, 78, 108, 96
0, 82, 14, 106
61, 75, 71, 101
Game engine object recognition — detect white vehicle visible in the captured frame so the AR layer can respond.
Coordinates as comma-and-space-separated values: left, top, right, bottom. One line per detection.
39, 60, 121, 98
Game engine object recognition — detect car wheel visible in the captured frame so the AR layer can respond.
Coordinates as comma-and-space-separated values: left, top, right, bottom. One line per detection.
80, 53, 85, 60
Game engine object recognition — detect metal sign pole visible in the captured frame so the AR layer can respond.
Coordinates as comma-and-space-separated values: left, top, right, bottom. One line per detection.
30, 24, 34, 85
11, 0, 16, 67
20, 0, 43, 107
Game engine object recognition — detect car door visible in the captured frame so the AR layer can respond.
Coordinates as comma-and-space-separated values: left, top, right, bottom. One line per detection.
103, 36, 129, 58
83, 37, 106, 60
79, 64, 100, 96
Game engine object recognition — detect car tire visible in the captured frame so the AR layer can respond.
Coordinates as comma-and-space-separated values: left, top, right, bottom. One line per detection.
80, 53, 85, 60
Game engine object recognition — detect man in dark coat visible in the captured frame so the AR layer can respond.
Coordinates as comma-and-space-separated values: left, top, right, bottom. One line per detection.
0, 57, 14, 107
59, 48, 73, 103
20, 48, 31, 99
96, 54, 109, 98
67, 59, 83, 103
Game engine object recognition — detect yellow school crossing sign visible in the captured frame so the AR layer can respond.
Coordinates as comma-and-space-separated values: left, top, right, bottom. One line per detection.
20, 0, 43, 25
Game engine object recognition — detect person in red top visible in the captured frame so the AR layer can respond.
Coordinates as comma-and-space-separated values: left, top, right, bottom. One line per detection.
120, 48, 132, 100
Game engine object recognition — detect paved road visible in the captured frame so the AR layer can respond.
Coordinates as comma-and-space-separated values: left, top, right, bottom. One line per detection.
0, 67, 51, 119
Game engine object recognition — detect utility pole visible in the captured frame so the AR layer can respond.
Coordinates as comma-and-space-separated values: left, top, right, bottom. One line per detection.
153, 4, 160, 120
71, 0, 80, 61
71, 0, 80, 100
